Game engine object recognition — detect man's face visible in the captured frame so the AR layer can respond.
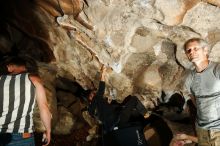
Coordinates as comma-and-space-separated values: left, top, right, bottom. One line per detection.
7, 64, 26, 74
185, 41, 208, 63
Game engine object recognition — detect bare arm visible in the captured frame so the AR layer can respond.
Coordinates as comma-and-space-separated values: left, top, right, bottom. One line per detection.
30, 75, 51, 146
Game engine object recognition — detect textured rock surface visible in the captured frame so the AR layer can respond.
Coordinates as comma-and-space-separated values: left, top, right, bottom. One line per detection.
1, 0, 220, 142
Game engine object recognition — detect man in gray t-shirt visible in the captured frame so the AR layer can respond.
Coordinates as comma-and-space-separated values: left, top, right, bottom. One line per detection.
183, 38, 220, 146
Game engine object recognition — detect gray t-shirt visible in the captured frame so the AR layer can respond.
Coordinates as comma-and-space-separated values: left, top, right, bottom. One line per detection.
185, 61, 220, 129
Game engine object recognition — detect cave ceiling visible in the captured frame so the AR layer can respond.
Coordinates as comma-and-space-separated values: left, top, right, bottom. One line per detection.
0, 0, 220, 102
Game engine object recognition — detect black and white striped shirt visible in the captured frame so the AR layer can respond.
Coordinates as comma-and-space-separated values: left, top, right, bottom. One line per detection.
0, 73, 36, 133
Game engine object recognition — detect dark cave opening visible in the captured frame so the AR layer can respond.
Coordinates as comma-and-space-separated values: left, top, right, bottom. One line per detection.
0, 0, 54, 63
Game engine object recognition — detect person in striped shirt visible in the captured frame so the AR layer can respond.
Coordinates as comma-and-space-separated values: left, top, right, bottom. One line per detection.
0, 56, 51, 146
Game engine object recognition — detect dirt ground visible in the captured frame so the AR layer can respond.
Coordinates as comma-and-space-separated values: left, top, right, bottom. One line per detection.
34, 125, 101, 146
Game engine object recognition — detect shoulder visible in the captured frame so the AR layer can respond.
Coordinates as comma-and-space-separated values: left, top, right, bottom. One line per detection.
185, 70, 194, 80
212, 61, 220, 68
208, 61, 220, 68
28, 74, 42, 85
184, 70, 194, 87
211, 62, 220, 76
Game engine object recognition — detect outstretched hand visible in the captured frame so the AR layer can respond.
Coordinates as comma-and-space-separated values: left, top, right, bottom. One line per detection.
100, 64, 107, 73
169, 133, 198, 146
100, 65, 108, 81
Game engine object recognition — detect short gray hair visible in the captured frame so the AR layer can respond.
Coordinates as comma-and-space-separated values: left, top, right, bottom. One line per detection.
183, 38, 209, 51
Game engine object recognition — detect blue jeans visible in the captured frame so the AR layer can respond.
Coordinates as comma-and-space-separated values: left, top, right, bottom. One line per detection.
0, 133, 35, 146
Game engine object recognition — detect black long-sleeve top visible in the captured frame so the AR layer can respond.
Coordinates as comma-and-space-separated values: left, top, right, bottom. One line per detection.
88, 81, 120, 131
88, 81, 149, 132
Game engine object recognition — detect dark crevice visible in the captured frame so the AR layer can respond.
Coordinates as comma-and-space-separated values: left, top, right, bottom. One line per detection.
0, 0, 55, 63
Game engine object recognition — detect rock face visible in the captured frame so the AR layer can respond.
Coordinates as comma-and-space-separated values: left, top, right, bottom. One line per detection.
0, 0, 220, 138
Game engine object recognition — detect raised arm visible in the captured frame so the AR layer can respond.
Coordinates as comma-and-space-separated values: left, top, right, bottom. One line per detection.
88, 65, 108, 116
30, 75, 51, 146
96, 65, 108, 97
